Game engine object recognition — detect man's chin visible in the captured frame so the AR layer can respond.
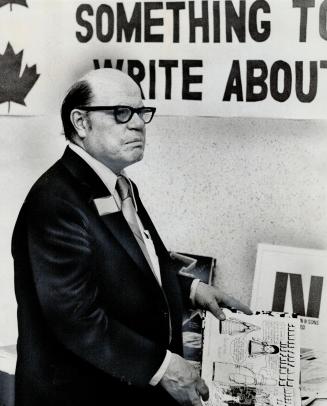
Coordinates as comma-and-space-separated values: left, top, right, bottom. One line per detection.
134, 150, 144, 162
124, 150, 144, 167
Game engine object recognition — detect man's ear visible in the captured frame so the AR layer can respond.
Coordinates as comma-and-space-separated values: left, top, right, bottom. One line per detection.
70, 109, 89, 139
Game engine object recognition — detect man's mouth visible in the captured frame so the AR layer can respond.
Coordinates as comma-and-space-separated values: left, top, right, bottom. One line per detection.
125, 139, 144, 145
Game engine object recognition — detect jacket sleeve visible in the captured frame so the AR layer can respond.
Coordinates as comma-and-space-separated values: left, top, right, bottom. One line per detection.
25, 193, 166, 387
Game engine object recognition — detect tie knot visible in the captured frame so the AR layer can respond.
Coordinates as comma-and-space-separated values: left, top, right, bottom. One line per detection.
116, 176, 132, 201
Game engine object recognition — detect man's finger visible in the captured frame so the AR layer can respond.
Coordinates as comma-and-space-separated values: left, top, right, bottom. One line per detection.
189, 388, 204, 406
207, 300, 226, 320
196, 378, 209, 401
220, 294, 252, 315
190, 398, 203, 406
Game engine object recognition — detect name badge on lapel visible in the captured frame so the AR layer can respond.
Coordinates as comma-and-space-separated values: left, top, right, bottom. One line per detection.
93, 196, 120, 216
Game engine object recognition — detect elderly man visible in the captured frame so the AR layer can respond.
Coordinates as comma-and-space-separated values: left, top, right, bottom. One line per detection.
12, 68, 251, 406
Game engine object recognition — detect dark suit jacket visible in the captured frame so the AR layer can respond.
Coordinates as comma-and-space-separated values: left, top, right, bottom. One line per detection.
11, 147, 193, 406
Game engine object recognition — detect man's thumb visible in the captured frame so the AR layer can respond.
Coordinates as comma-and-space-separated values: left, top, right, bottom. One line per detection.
209, 302, 226, 321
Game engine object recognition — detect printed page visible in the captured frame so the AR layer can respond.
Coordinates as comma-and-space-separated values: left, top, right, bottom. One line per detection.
201, 310, 301, 406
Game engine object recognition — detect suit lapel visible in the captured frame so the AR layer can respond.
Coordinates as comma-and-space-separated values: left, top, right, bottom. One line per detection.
100, 211, 154, 277
60, 147, 154, 278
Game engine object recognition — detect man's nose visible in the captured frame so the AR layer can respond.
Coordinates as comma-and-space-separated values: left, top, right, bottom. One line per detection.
128, 112, 145, 129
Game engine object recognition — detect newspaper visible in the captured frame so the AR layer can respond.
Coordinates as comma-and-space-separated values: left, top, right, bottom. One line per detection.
201, 310, 301, 406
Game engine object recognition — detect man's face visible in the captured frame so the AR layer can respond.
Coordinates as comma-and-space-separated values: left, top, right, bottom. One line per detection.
82, 76, 146, 174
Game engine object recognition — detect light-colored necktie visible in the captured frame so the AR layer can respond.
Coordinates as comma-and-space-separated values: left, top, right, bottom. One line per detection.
116, 176, 155, 273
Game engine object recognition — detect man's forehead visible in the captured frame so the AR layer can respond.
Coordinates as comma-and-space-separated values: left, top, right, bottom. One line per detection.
92, 81, 142, 105
81, 69, 142, 105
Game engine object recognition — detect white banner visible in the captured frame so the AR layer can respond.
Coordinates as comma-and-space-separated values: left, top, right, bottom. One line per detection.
0, 0, 327, 117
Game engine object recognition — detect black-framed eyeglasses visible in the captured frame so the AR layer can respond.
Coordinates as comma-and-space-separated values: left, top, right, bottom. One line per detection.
76, 105, 156, 124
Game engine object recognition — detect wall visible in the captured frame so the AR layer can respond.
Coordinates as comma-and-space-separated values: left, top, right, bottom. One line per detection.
1, 114, 326, 345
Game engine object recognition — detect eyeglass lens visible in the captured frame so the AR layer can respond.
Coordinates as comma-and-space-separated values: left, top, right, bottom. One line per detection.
115, 107, 154, 124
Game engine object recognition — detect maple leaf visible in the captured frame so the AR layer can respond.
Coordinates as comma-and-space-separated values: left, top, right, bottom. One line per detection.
0, 0, 28, 11
0, 43, 40, 113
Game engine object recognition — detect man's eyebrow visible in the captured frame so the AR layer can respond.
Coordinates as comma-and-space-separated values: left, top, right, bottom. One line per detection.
116, 104, 145, 107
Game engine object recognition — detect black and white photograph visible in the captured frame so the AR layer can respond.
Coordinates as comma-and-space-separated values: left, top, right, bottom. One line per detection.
0, 1, 327, 405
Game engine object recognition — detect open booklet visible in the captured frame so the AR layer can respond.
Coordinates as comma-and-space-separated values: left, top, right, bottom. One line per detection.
201, 310, 301, 406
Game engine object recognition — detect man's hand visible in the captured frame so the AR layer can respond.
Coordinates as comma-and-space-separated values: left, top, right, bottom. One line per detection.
160, 353, 209, 406
194, 282, 252, 320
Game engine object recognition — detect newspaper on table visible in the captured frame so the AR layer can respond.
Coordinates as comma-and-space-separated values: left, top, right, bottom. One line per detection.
201, 309, 301, 406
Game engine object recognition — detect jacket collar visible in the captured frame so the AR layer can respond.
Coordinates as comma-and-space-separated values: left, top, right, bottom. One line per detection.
60, 146, 110, 199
